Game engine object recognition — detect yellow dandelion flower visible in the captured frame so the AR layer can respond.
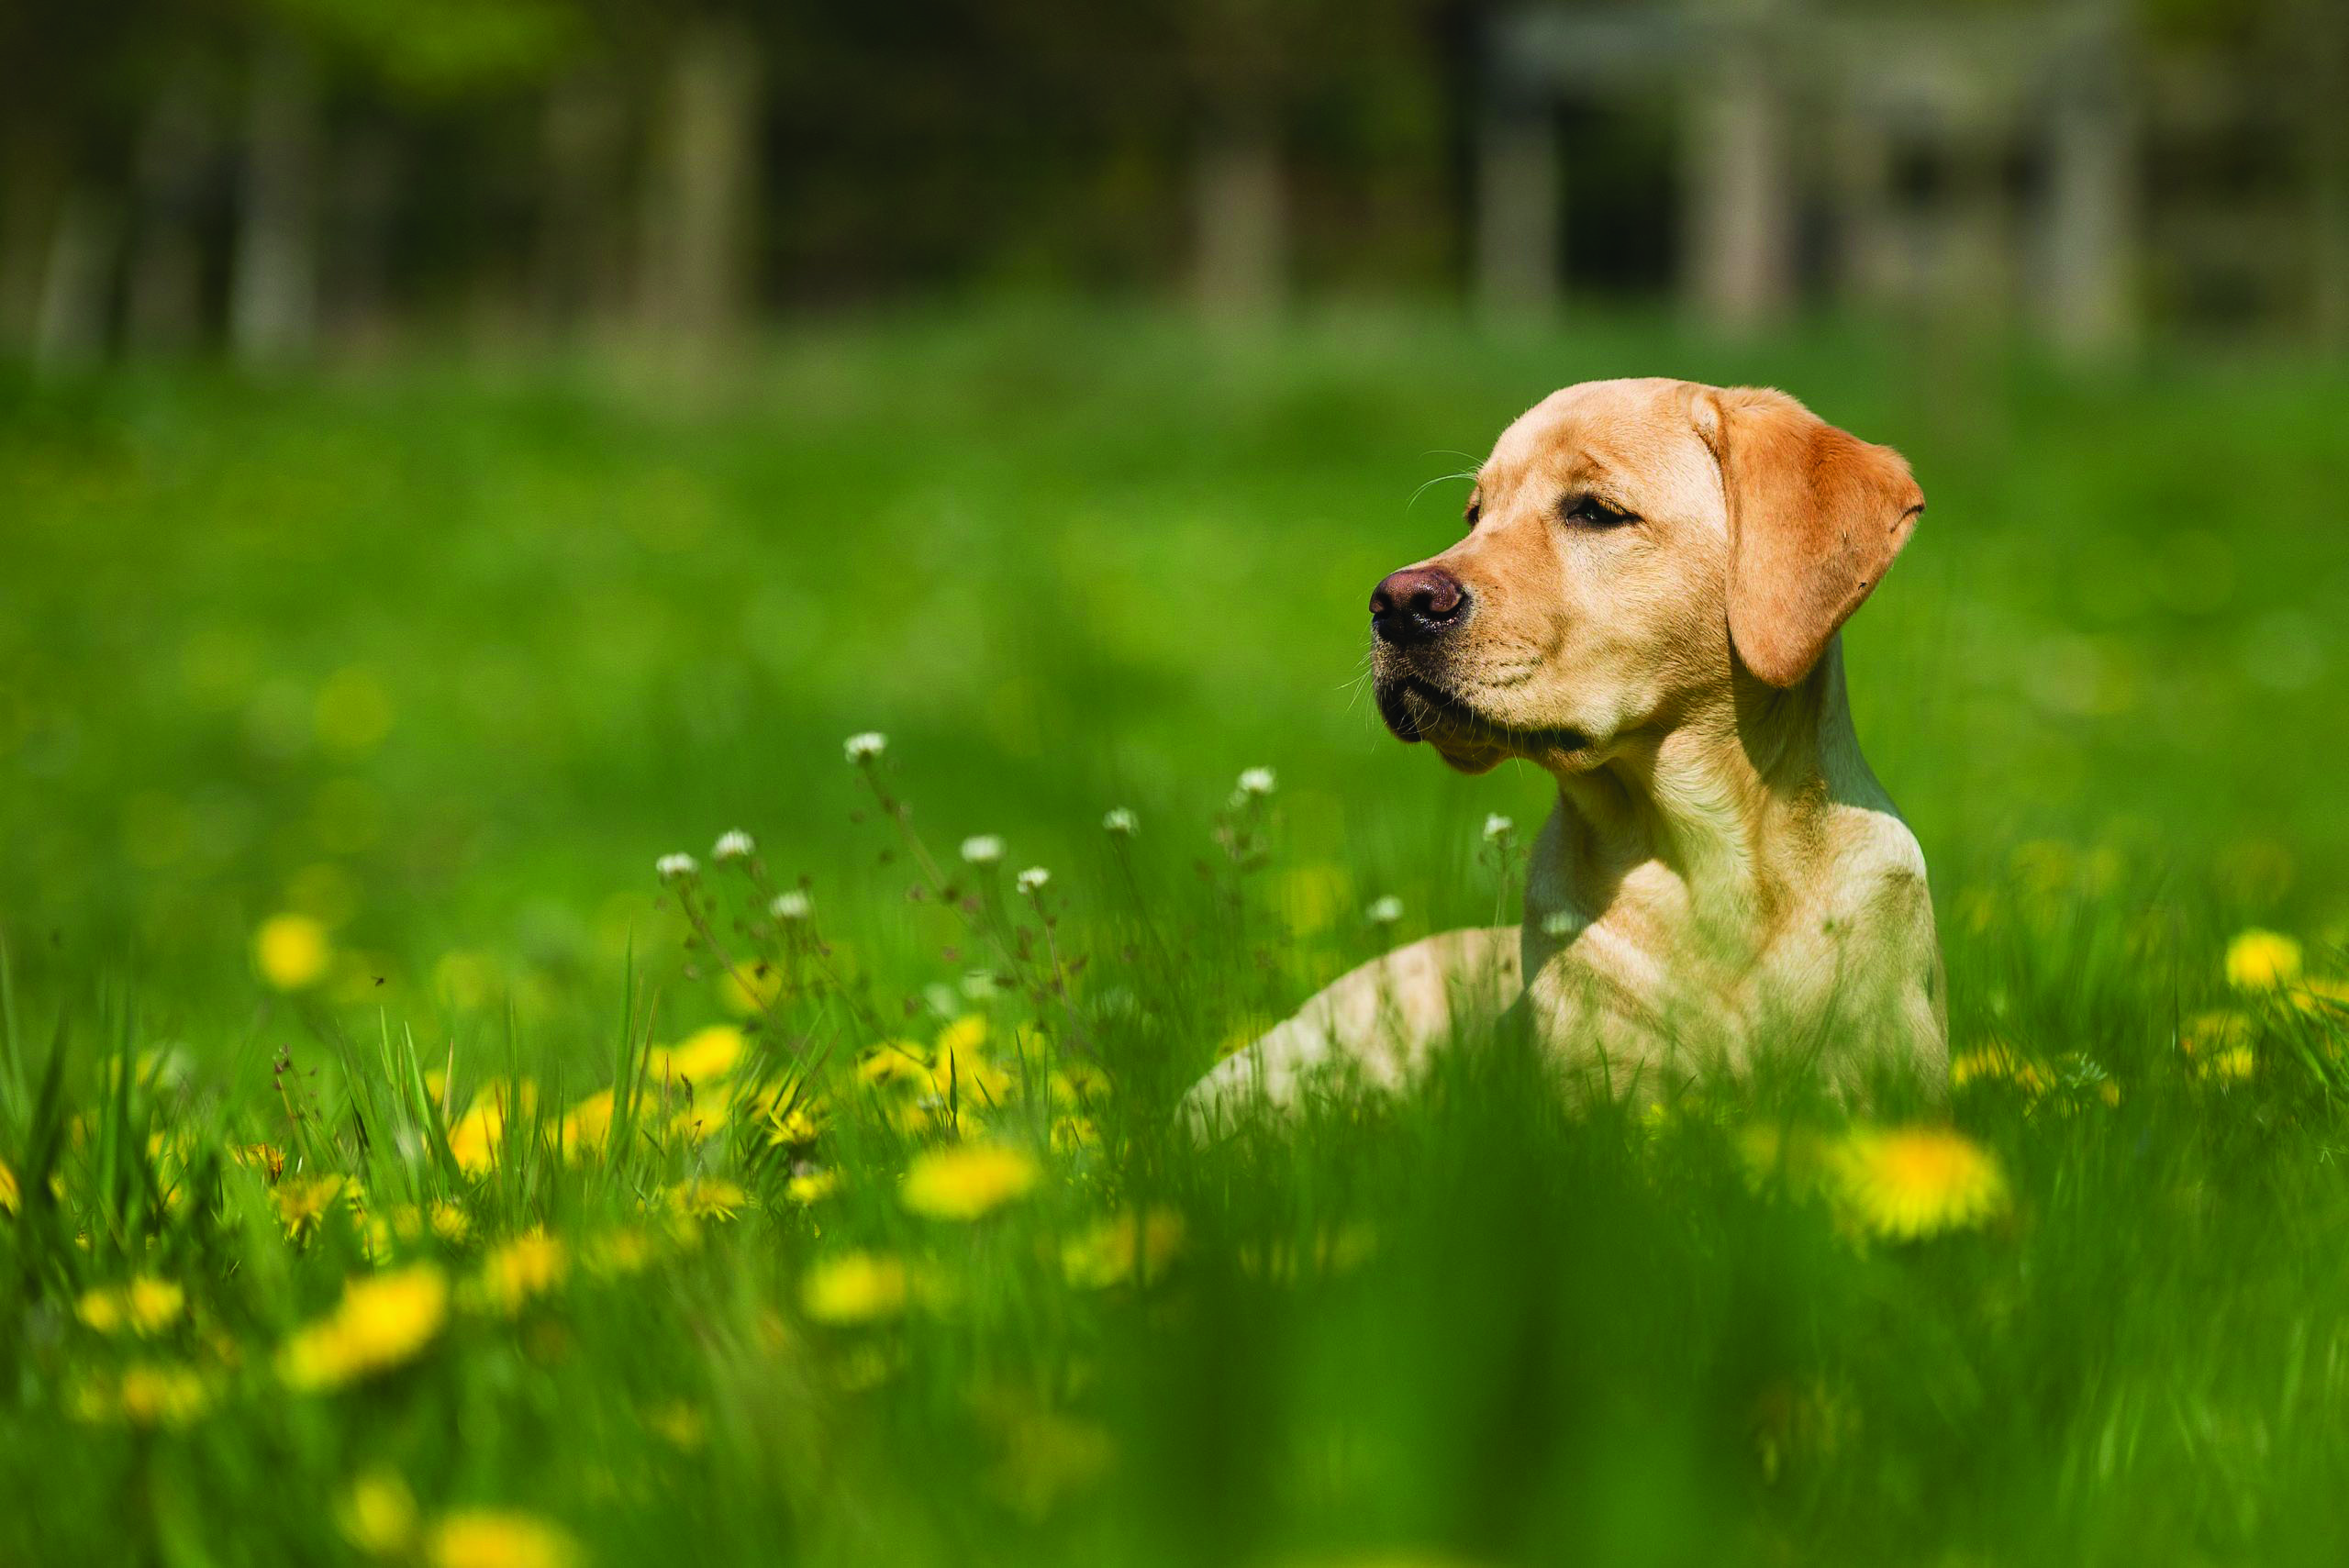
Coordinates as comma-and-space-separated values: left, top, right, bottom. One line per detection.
560, 1090, 614, 1160
445, 1080, 533, 1175
650, 1024, 744, 1084
1063, 1208, 1186, 1289
667, 1176, 748, 1222
890, 1095, 984, 1140
255, 913, 332, 991
275, 1174, 349, 1238
379, 1200, 473, 1256
764, 1098, 824, 1149
2181, 1009, 2253, 1062
802, 1251, 907, 1324
2199, 1043, 2257, 1082
76, 1288, 126, 1335
935, 1014, 988, 1060
1832, 1127, 2010, 1241
2294, 975, 2349, 1016
646, 1400, 707, 1451
476, 1229, 567, 1316
83, 1274, 185, 1336
280, 1264, 449, 1390
128, 1274, 186, 1333
1049, 1060, 1108, 1107
785, 1168, 840, 1206
231, 1142, 286, 1182
664, 1077, 739, 1144
2226, 929, 2303, 992
1235, 1224, 1381, 1283
720, 963, 784, 1015
340, 1469, 420, 1555
114, 1362, 212, 1428
447, 1108, 501, 1174
584, 1226, 654, 1279
926, 1042, 1013, 1106
900, 1142, 1040, 1221
926, 1016, 1012, 1102
0, 1159, 17, 1216
857, 1042, 933, 1094
1050, 1115, 1100, 1156
427, 1509, 582, 1568
1949, 1040, 2049, 1096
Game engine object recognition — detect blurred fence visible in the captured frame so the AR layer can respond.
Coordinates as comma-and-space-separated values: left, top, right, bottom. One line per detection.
2, 0, 2343, 368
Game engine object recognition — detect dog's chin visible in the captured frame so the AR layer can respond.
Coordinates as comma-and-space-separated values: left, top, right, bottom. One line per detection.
1375, 676, 1527, 775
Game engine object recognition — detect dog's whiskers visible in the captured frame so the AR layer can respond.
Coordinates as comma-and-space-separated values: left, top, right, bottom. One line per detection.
1407, 467, 1479, 516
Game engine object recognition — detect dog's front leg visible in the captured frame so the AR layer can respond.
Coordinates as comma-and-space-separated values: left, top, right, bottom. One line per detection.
1181, 925, 1522, 1132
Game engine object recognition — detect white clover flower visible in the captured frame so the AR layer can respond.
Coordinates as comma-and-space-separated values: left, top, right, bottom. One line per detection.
1016, 867, 1051, 895
711, 829, 756, 862
1483, 813, 1516, 842
1365, 895, 1404, 925
843, 731, 887, 762
1102, 806, 1139, 836
1236, 766, 1277, 796
770, 890, 813, 921
960, 834, 1005, 865
656, 852, 699, 884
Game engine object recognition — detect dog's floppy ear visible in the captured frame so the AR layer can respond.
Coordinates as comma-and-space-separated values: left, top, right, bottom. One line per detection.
1695, 386, 1924, 688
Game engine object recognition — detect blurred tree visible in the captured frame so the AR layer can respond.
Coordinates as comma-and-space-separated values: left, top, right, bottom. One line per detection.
0, 0, 152, 363
1171, 0, 1453, 320
234, 0, 584, 361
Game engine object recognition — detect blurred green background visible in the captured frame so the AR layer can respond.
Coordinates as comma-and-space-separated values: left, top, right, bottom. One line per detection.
8, 317, 2349, 1040
8, 1, 2349, 1038
9, 6, 2349, 1565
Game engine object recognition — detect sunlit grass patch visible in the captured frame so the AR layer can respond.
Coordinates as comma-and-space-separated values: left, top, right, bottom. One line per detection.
7, 333, 2349, 1564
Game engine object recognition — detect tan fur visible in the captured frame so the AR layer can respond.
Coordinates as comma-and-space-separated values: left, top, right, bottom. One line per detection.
1186, 378, 1944, 1127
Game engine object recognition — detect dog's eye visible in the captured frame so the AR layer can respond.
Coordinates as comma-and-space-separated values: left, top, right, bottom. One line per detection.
1562, 495, 1635, 529
1463, 499, 1481, 531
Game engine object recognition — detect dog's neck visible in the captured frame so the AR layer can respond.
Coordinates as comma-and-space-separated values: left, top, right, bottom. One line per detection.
1527, 639, 1887, 957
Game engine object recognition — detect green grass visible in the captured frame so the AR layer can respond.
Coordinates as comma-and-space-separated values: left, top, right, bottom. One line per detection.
4, 309, 2349, 1565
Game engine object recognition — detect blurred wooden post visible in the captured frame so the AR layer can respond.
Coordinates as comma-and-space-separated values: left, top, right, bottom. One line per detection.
641, 18, 763, 356
33, 189, 118, 368
1687, 0, 1794, 333
231, 39, 320, 366
1474, 91, 1560, 322
1193, 106, 1286, 323
2043, 1, 2134, 361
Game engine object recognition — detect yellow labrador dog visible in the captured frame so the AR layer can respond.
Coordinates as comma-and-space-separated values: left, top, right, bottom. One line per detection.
1187, 378, 1944, 1123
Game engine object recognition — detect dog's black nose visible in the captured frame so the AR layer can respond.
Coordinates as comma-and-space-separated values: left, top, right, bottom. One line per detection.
1371, 565, 1468, 645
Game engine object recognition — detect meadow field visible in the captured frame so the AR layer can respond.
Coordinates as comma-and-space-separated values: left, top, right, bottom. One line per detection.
5, 311, 2349, 1565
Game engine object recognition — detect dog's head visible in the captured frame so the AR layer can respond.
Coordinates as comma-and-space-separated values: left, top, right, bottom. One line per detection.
1372, 378, 1924, 773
